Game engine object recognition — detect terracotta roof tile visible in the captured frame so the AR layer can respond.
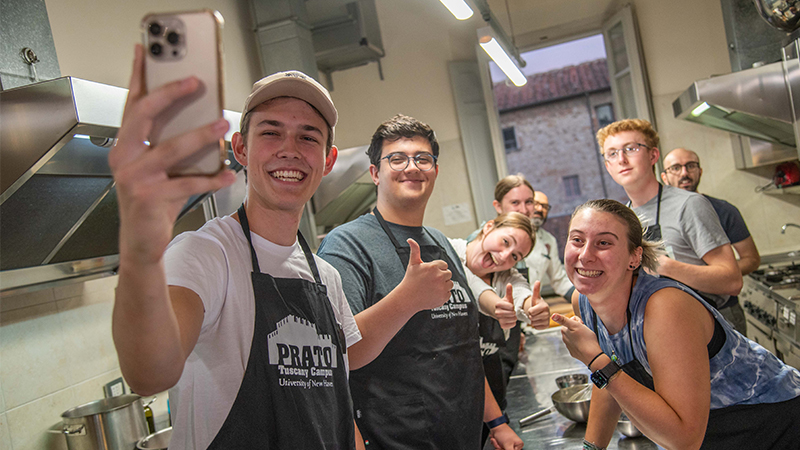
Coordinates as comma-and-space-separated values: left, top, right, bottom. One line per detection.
494, 58, 609, 111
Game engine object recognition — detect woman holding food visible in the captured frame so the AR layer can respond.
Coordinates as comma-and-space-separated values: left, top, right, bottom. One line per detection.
552, 199, 800, 450
449, 211, 551, 444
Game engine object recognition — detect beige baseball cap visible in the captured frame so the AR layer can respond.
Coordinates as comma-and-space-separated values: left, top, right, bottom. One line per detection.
240, 71, 337, 139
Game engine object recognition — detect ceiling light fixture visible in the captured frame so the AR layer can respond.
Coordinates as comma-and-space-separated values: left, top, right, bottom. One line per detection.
439, 0, 474, 20
478, 27, 526, 86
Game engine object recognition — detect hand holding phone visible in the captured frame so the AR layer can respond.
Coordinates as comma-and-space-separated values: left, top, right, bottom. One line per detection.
142, 9, 226, 176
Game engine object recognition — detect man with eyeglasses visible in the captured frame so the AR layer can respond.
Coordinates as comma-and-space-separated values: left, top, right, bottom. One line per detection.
525, 191, 576, 301
318, 115, 523, 449
595, 119, 742, 318
660, 147, 759, 333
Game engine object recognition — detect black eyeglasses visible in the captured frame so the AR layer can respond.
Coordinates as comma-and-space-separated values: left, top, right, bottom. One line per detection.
664, 162, 700, 174
603, 143, 650, 162
533, 201, 550, 212
380, 152, 438, 172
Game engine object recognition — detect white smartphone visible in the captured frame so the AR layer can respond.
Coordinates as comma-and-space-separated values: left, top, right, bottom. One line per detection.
141, 9, 226, 176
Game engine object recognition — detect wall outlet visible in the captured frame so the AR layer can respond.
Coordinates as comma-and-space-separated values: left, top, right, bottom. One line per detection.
103, 377, 126, 398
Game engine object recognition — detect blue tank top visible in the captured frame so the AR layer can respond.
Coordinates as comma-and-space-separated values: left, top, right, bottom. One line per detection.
579, 273, 800, 409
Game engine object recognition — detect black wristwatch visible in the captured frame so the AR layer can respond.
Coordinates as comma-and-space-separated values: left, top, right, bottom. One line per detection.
591, 359, 622, 389
486, 413, 509, 429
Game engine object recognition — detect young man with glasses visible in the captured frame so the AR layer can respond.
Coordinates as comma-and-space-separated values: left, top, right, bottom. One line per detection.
660, 147, 759, 333
595, 119, 742, 317
318, 114, 523, 449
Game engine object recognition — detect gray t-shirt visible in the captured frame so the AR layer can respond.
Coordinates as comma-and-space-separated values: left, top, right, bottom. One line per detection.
317, 213, 484, 448
318, 213, 469, 314
633, 185, 730, 308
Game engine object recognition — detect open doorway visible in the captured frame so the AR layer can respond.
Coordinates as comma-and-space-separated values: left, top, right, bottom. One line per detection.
488, 34, 629, 261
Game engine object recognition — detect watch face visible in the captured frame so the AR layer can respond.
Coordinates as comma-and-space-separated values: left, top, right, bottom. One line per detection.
591, 370, 609, 389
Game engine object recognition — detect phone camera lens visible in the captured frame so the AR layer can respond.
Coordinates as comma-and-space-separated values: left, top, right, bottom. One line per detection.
167, 32, 180, 45
149, 22, 162, 36
150, 43, 163, 56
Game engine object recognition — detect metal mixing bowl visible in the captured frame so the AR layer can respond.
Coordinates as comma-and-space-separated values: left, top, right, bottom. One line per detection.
551, 384, 591, 422
137, 427, 172, 450
617, 414, 643, 438
555, 373, 589, 390
754, 0, 800, 33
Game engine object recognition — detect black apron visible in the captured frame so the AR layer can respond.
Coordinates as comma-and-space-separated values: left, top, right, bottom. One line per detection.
207, 205, 354, 449
478, 274, 510, 411
351, 208, 484, 449
629, 184, 662, 242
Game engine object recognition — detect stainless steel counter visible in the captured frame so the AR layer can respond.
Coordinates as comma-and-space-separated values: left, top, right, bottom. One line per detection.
497, 327, 662, 449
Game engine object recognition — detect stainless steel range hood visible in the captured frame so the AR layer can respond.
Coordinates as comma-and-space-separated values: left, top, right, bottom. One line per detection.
672, 62, 795, 147
312, 145, 374, 231
0, 76, 241, 294
673, 1, 800, 168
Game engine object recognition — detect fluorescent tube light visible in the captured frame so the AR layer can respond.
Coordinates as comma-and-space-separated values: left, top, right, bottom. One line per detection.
691, 102, 711, 117
439, 0, 473, 20
479, 35, 527, 86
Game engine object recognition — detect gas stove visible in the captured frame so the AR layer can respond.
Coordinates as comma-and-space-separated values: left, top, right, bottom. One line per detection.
740, 260, 800, 368
750, 263, 800, 291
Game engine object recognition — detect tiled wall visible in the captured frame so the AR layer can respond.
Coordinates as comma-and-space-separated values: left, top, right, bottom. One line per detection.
0, 276, 169, 450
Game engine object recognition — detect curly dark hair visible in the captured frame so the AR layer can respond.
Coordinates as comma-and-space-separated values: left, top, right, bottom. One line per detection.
366, 114, 439, 167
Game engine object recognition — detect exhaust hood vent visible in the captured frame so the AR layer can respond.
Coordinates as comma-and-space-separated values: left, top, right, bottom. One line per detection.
0, 76, 241, 294
312, 145, 375, 231
673, 61, 794, 148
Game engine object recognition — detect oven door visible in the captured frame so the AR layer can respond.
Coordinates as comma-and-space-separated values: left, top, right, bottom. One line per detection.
746, 316, 777, 355
775, 334, 800, 371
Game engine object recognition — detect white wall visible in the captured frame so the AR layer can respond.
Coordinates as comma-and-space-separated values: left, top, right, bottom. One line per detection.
45, 0, 262, 112
0, 277, 171, 450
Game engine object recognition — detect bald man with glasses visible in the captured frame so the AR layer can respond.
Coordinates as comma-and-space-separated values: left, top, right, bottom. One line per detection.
660, 147, 759, 334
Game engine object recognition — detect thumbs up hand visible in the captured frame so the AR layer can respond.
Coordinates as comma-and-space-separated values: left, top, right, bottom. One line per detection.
492, 284, 518, 329
400, 238, 454, 312
525, 281, 551, 330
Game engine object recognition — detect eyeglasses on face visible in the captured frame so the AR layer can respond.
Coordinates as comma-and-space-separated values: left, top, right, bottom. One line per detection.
533, 201, 550, 212
664, 162, 700, 174
603, 143, 650, 162
380, 152, 438, 171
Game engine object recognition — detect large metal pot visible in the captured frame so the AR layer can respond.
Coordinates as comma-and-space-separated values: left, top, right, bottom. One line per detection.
61, 394, 149, 450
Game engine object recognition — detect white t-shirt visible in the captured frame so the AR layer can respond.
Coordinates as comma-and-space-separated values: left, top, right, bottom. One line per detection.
164, 215, 361, 449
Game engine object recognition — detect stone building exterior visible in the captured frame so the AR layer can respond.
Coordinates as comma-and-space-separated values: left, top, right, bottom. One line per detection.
492, 58, 629, 260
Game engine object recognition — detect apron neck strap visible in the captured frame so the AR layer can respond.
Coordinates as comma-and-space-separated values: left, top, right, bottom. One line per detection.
238, 204, 261, 274
373, 207, 403, 249
654, 184, 662, 226
236, 204, 322, 283
625, 183, 662, 225
297, 231, 322, 284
